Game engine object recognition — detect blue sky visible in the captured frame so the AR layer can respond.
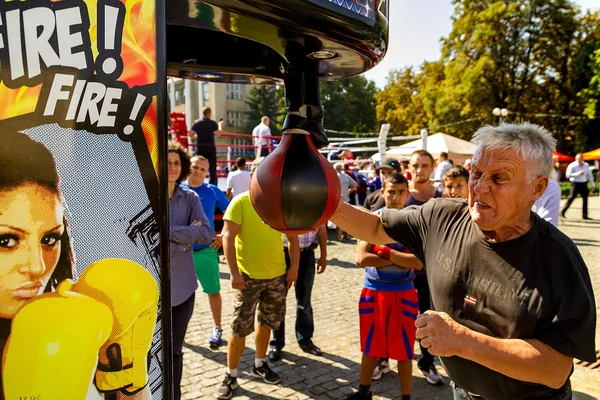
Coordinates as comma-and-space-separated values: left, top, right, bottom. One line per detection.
364, 0, 600, 88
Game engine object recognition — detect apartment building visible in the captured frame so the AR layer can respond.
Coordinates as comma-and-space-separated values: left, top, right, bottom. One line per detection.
168, 78, 255, 160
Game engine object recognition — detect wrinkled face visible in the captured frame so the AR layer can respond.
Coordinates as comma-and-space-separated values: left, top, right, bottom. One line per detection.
469, 145, 541, 232
168, 152, 182, 184
443, 177, 469, 199
190, 158, 209, 182
0, 184, 64, 319
382, 182, 409, 209
379, 167, 394, 181
410, 154, 434, 184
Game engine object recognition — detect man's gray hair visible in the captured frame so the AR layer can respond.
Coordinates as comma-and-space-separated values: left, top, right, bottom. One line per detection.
471, 122, 556, 181
334, 162, 344, 172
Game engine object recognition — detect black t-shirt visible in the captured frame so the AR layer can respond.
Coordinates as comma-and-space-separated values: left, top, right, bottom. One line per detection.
382, 199, 596, 400
363, 190, 385, 211
191, 117, 218, 148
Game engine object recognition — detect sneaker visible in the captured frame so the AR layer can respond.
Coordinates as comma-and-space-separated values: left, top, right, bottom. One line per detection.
209, 326, 223, 348
345, 392, 372, 400
217, 373, 238, 399
420, 365, 444, 385
251, 362, 281, 384
372, 359, 390, 381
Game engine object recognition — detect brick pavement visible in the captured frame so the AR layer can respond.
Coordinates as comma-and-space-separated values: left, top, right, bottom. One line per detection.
180, 196, 600, 400
559, 194, 600, 347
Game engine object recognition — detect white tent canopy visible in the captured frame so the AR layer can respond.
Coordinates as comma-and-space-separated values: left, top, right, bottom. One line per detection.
377, 133, 476, 165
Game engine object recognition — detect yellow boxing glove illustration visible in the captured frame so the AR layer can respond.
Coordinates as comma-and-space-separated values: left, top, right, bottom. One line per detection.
3, 280, 113, 400
72, 258, 159, 395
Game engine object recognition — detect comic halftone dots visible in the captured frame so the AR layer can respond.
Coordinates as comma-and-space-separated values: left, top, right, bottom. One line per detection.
23, 124, 164, 399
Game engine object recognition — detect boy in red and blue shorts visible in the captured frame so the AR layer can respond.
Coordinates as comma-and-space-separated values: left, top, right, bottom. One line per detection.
346, 173, 423, 400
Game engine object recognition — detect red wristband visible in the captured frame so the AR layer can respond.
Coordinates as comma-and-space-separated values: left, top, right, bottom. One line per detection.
371, 244, 392, 260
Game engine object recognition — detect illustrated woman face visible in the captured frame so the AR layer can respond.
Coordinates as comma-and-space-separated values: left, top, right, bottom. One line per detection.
0, 183, 64, 319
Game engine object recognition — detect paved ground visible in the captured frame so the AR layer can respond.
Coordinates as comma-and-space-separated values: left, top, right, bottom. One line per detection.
181, 195, 600, 400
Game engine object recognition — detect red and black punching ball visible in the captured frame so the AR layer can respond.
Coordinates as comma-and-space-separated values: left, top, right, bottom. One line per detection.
250, 60, 341, 233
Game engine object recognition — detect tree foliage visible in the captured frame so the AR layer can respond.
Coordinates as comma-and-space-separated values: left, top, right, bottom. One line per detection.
376, 0, 600, 152
321, 75, 378, 134
245, 85, 284, 135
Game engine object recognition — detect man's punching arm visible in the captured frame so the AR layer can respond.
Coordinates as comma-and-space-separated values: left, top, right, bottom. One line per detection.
330, 199, 393, 245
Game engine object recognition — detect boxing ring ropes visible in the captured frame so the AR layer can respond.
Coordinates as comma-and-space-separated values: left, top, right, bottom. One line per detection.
179, 124, 428, 232
184, 124, 429, 178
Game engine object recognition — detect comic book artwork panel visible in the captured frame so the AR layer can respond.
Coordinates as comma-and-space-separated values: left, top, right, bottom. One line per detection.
0, 128, 164, 400
0, 0, 165, 398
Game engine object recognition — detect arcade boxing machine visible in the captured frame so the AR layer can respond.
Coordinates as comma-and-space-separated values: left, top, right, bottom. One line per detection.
166, 0, 390, 233
0, 1, 388, 399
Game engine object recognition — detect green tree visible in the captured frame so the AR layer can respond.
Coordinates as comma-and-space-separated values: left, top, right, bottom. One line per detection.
374, 0, 600, 150
441, 1, 600, 149
583, 48, 600, 118
580, 47, 600, 151
245, 85, 284, 135
375, 66, 431, 135
320, 75, 378, 134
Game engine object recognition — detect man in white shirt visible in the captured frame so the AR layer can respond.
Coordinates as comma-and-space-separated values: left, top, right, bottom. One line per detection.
431, 152, 452, 186
226, 157, 252, 199
253, 116, 272, 160
561, 153, 595, 220
532, 179, 562, 226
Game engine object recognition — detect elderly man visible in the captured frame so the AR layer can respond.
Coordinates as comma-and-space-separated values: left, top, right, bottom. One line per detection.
331, 123, 596, 400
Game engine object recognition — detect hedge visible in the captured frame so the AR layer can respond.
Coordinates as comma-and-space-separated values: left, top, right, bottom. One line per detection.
559, 182, 600, 198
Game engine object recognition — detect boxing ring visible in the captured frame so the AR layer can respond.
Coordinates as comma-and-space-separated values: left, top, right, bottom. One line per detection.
176, 123, 429, 190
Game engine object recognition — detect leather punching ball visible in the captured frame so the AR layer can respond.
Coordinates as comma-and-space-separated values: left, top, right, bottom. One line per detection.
250, 129, 341, 234
250, 56, 341, 233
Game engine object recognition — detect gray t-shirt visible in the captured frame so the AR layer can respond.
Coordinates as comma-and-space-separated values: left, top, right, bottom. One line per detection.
382, 198, 596, 400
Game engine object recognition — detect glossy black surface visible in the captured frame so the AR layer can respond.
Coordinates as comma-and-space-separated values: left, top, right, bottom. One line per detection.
166, 0, 388, 83
280, 134, 329, 230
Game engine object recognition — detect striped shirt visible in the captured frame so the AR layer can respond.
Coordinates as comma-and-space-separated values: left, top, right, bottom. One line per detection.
282, 229, 318, 249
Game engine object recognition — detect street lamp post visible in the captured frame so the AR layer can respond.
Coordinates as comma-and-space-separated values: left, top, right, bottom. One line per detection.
492, 107, 509, 124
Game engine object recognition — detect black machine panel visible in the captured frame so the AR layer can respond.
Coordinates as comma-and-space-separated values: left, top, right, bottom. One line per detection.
166, 0, 389, 83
